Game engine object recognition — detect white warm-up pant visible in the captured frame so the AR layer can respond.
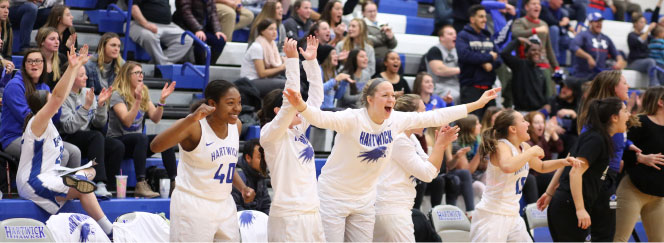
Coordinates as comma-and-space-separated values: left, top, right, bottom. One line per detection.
319, 192, 375, 242
373, 211, 415, 242
267, 211, 325, 242
469, 209, 532, 242
169, 189, 240, 242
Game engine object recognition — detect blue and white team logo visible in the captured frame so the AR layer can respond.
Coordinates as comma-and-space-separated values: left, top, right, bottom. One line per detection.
239, 211, 255, 228
358, 146, 387, 163
68, 214, 94, 242
298, 146, 314, 164
125, 112, 143, 131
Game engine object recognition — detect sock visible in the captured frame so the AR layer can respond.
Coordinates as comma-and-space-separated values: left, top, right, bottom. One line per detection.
96, 216, 113, 235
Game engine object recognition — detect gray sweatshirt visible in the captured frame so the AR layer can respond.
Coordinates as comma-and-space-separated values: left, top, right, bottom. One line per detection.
60, 87, 108, 134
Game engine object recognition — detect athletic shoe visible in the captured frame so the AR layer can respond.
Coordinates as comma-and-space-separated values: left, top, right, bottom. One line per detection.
62, 174, 97, 194
95, 182, 112, 199
135, 181, 159, 198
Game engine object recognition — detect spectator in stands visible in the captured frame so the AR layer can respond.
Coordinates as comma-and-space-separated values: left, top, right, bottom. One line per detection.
8, 0, 52, 53
1, 49, 81, 168
173, 0, 227, 65
319, 44, 353, 109
615, 86, 664, 242
43, 4, 77, 57
447, 115, 482, 214
627, 13, 659, 87
610, 0, 642, 22
547, 78, 581, 156
457, 5, 501, 118
85, 32, 124, 96
16, 44, 115, 237
570, 12, 626, 80
283, 0, 313, 40
486, 0, 516, 50
336, 18, 375, 77
338, 49, 370, 108
480, 106, 501, 132
374, 51, 409, 95
541, 0, 573, 65
215, 0, 254, 41
36, 27, 66, 90
0, 0, 13, 59
500, 37, 548, 111
320, 0, 345, 46
525, 111, 563, 196
452, 0, 482, 33
512, 0, 559, 79
249, 1, 286, 53
426, 25, 460, 103
232, 139, 270, 215
362, 0, 397, 68
413, 72, 453, 111
108, 61, 178, 198
303, 20, 331, 46
649, 26, 664, 84
60, 64, 124, 198
129, 0, 194, 65
241, 19, 287, 96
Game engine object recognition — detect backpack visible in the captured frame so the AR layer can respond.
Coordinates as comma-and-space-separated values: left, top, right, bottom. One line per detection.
145, 166, 168, 192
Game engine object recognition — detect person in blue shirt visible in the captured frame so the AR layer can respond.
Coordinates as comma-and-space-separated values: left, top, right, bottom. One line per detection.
412, 72, 453, 111
541, 0, 573, 65
570, 12, 626, 80
456, 4, 502, 119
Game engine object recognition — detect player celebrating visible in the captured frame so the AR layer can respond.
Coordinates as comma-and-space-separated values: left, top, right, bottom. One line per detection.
150, 80, 256, 241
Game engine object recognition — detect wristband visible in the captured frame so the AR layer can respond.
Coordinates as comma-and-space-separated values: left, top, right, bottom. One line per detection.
157, 102, 165, 107
545, 191, 553, 197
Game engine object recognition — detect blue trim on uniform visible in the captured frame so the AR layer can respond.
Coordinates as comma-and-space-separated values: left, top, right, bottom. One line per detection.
27, 139, 66, 208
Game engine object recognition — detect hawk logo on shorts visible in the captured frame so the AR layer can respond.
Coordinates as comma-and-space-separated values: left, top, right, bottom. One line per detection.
358, 146, 387, 163
299, 146, 314, 164
68, 214, 94, 242
239, 211, 255, 228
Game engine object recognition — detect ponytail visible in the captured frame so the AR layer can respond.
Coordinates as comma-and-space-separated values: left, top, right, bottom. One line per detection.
479, 128, 498, 165
478, 109, 517, 164
583, 98, 622, 156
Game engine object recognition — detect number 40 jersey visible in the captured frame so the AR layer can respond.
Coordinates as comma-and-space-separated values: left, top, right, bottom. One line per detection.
176, 119, 239, 201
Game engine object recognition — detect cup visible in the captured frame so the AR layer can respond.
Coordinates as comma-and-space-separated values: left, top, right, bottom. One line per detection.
159, 179, 170, 198
115, 175, 128, 199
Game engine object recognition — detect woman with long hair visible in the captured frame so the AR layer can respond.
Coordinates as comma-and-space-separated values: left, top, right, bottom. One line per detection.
614, 86, 664, 241
336, 18, 375, 77
241, 18, 287, 96
362, 0, 397, 66
107, 61, 177, 198
303, 20, 331, 45
374, 51, 409, 95
36, 27, 65, 90
469, 109, 582, 241
150, 79, 255, 241
43, 4, 77, 56
1, 49, 80, 169
318, 44, 354, 109
257, 37, 326, 241
249, 1, 286, 52
338, 49, 370, 108
84, 32, 124, 95
412, 72, 453, 111
16, 45, 115, 237
283, 76, 499, 241
319, 0, 345, 46
374, 94, 459, 241
525, 111, 563, 195
0, 0, 14, 59
547, 97, 630, 241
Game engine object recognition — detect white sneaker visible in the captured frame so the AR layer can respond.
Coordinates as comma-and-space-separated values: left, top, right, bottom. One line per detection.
95, 182, 112, 198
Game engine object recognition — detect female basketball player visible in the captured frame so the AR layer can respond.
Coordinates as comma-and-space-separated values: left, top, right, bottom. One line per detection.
282, 79, 499, 241
17, 45, 115, 236
258, 37, 326, 241
150, 80, 256, 242
469, 109, 583, 242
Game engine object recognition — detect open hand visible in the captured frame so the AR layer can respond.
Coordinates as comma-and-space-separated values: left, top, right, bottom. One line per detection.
478, 87, 501, 107
161, 81, 176, 101
66, 33, 77, 49
443, 91, 454, 104
283, 88, 307, 112
435, 125, 460, 148
216, 32, 227, 41
134, 83, 144, 101
637, 153, 664, 170
84, 87, 95, 110
195, 31, 207, 42
299, 35, 319, 60
97, 87, 112, 107
283, 38, 299, 58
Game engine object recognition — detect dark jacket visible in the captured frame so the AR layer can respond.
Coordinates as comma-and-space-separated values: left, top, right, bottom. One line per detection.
232, 157, 271, 215
456, 24, 502, 87
172, 0, 222, 33
85, 54, 123, 95
283, 16, 313, 40
500, 39, 547, 111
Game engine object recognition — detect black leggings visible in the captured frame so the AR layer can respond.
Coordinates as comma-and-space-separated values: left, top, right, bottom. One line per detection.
445, 169, 476, 211
64, 130, 124, 183
114, 133, 177, 181
414, 174, 446, 210
547, 190, 590, 242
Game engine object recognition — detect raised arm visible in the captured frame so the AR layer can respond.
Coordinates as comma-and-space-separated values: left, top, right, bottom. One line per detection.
283, 88, 355, 133
150, 103, 215, 153
32, 45, 89, 137
146, 81, 176, 124
491, 143, 544, 174
92, 87, 112, 129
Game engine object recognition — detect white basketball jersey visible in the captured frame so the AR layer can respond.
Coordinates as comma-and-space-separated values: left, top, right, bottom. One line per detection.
113, 212, 170, 242
176, 119, 239, 201
475, 139, 529, 216
46, 213, 111, 242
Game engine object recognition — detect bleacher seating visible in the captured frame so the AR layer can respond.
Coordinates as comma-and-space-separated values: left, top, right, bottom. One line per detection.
430, 204, 471, 242
0, 218, 55, 242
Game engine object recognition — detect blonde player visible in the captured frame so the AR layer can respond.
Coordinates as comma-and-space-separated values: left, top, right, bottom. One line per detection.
283, 80, 499, 241
258, 37, 326, 241
469, 109, 583, 242
150, 80, 256, 242
373, 94, 460, 242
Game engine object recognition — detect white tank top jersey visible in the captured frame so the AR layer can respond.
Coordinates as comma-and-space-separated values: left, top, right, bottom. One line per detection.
376, 133, 438, 215
261, 58, 324, 217
112, 212, 170, 242
45, 213, 111, 242
17, 119, 66, 195
299, 103, 467, 200
475, 139, 530, 216
176, 119, 239, 201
